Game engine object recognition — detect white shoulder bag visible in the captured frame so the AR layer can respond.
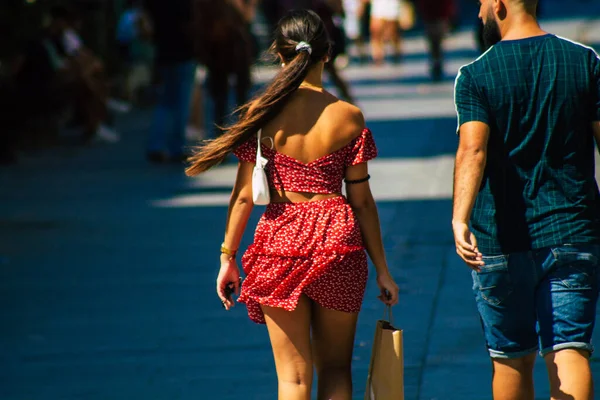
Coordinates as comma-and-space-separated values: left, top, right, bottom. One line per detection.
252, 130, 270, 205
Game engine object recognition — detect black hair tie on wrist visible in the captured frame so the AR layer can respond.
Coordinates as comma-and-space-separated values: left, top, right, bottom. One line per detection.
344, 174, 370, 184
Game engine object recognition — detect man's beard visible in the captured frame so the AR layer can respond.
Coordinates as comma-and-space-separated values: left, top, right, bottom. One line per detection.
482, 17, 502, 48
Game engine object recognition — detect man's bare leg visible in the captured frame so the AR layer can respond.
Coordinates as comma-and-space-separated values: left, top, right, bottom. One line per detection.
492, 353, 536, 400
545, 349, 593, 400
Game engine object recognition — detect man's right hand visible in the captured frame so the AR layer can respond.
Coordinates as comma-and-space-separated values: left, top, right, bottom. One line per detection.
452, 221, 484, 271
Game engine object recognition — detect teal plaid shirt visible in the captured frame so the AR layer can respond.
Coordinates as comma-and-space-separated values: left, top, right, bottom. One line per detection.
454, 34, 600, 255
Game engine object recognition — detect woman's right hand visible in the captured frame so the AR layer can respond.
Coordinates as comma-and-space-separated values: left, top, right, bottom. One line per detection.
216, 257, 241, 311
376, 271, 399, 306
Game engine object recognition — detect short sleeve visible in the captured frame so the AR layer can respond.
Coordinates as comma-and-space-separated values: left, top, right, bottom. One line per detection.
592, 49, 600, 121
345, 128, 378, 166
233, 138, 257, 163
454, 66, 490, 134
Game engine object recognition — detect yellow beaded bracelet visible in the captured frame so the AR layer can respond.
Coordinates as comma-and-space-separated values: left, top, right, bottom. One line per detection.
220, 243, 237, 258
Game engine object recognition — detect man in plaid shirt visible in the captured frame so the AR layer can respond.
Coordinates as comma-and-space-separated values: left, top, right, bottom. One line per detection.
453, 0, 600, 398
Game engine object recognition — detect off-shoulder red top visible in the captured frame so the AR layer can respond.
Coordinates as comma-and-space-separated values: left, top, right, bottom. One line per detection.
233, 128, 377, 193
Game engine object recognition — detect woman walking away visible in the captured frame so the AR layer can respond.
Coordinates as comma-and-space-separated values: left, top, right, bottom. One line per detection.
194, 0, 255, 136
185, 10, 399, 400
418, 0, 456, 81
313, 0, 355, 103
369, 0, 403, 65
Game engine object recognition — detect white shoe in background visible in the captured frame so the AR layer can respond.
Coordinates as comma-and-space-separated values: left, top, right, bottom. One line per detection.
94, 124, 120, 143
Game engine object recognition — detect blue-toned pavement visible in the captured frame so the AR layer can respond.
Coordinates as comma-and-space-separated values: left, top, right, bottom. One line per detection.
2, 11, 600, 400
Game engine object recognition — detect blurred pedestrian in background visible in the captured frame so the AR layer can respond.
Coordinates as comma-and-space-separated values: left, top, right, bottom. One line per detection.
186, 73, 206, 143
116, 0, 154, 104
368, 0, 402, 65
186, 9, 398, 399
144, 0, 196, 163
194, 0, 257, 136
418, 0, 456, 81
343, 0, 362, 46
343, 0, 370, 63
313, 0, 355, 102
16, 6, 119, 145
62, 8, 123, 143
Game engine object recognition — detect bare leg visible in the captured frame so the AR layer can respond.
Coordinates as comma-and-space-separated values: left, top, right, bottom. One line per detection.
491, 354, 536, 400
311, 302, 358, 400
262, 295, 314, 400
545, 349, 593, 400
383, 20, 402, 63
370, 18, 385, 65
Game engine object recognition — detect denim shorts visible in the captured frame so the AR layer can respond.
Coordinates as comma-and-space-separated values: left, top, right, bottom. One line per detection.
472, 244, 600, 359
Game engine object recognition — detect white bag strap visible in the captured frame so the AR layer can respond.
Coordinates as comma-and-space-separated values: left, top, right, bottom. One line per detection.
256, 129, 263, 164
256, 129, 274, 167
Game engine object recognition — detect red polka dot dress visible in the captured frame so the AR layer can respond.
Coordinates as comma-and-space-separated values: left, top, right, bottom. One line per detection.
233, 128, 378, 324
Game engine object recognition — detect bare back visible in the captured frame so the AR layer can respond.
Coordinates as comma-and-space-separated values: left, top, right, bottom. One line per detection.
260, 88, 365, 202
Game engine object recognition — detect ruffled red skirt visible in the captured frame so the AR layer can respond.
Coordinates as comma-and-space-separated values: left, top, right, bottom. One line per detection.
238, 196, 369, 324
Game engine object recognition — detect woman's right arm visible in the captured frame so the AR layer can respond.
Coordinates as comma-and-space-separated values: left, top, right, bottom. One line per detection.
223, 161, 254, 254
345, 162, 399, 305
217, 160, 254, 310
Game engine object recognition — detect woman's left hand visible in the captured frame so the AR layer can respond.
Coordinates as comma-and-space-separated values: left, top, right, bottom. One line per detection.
216, 257, 241, 311
376, 271, 399, 306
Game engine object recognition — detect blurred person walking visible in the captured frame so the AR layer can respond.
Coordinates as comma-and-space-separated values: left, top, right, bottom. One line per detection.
186, 77, 206, 142
145, 0, 196, 163
116, 0, 154, 104
186, 10, 398, 399
359, 0, 372, 64
194, 0, 257, 136
62, 9, 123, 143
453, 1, 600, 399
418, 0, 456, 81
16, 6, 118, 145
344, 0, 370, 64
368, 0, 402, 65
313, 0, 355, 103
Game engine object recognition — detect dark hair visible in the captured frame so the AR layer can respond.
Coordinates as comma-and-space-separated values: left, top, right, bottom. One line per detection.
185, 9, 331, 175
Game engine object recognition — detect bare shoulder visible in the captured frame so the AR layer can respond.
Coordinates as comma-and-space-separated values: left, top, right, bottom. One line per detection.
323, 100, 366, 143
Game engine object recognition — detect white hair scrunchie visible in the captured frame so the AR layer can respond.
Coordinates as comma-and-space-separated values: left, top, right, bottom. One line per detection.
295, 41, 312, 55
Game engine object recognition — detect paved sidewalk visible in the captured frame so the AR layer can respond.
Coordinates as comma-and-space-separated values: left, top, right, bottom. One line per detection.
3, 111, 600, 400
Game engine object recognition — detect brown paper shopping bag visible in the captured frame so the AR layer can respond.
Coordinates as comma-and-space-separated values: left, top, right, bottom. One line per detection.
364, 306, 404, 400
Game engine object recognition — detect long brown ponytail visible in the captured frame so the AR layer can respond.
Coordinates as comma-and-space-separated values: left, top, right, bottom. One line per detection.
185, 9, 331, 176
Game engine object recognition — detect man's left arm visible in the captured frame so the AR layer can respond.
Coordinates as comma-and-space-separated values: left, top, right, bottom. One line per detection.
453, 67, 490, 270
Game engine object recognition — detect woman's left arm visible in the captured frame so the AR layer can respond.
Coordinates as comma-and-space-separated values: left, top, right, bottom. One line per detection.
217, 161, 254, 310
